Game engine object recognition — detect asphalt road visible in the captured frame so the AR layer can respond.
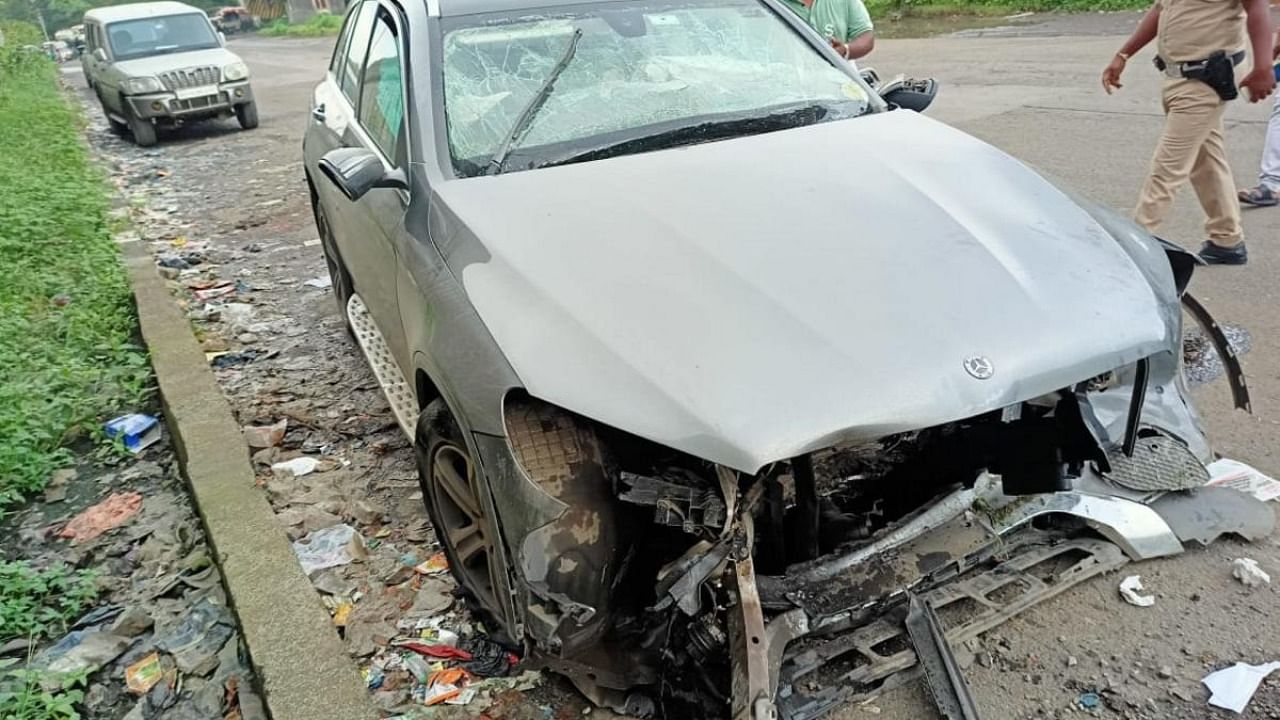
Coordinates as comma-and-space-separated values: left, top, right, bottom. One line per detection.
66, 22, 1280, 720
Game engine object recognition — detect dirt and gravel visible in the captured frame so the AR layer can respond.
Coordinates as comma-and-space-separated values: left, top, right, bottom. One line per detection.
63, 22, 1280, 720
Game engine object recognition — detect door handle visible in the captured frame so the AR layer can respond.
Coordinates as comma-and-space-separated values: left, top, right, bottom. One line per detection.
311, 104, 326, 122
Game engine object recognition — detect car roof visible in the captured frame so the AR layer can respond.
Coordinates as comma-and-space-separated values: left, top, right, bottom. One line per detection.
84, 1, 205, 24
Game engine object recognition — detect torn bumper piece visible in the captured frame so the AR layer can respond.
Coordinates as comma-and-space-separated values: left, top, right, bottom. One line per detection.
726, 474, 1269, 720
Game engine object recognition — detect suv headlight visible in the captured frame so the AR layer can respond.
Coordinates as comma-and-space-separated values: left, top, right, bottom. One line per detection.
223, 61, 249, 82
121, 76, 164, 94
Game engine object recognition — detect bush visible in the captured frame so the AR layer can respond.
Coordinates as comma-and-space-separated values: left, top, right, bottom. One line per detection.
259, 12, 343, 37
0, 49, 151, 511
866, 0, 1150, 14
0, 561, 98, 645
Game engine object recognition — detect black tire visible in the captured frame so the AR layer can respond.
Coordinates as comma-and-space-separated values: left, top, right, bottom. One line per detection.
125, 105, 157, 147
311, 195, 354, 335
235, 101, 259, 130
415, 401, 511, 634
96, 89, 126, 134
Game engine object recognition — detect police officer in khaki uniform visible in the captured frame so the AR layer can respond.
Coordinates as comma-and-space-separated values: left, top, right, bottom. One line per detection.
1102, 0, 1275, 265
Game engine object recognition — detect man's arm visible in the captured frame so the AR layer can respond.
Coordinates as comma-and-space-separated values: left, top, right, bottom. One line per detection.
839, 30, 874, 59
1102, 3, 1161, 93
1239, 0, 1277, 101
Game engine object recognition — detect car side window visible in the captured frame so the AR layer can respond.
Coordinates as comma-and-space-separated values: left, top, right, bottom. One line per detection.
357, 8, 405, 167
329, 2, 360, 76
339, 2, 377, 105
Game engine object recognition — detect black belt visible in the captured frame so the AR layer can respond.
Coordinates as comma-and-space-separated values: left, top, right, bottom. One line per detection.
1154, 50, 1246, 78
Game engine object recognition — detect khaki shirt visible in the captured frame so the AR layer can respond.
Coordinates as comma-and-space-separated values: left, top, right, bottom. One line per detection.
1157, 0, 1246, 63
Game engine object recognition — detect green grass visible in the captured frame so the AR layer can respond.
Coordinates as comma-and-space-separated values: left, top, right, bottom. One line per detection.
866, 0, 1149, 15
259, 12, 343, 37
0, 30, 151, 511
0, 561, 97, 645
0, 661, 85, 720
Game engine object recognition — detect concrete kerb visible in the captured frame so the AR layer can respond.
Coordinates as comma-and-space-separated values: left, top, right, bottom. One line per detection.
120, 236, 375, 720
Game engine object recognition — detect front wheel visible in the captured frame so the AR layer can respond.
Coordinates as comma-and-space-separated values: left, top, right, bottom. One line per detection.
125, 105, 157, 147
235, 101, 259, 130
415, 401, 511, 633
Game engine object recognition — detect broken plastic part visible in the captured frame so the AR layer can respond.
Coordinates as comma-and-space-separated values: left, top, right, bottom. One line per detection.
1149, 487, 1275, 546
903, 593, 981, 720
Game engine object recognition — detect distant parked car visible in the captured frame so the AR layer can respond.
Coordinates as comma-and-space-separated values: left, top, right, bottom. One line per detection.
82, 0, 258, 146
41, 40, 75, 62
211, 7, 256, 34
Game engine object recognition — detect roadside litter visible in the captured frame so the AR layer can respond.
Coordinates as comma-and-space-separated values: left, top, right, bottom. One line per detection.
37, 630, 133, 677
1231, 558, 1270, 587
59, 491, 145, 544
126, 652, 164, 695
293, 523, 367, 574
272, 456, 321, 477
1206, 459, 1280, 502
243, 418, 287, 448
303, 276, 333, 289
1202, 661, 1280, 713
105, 414, 162, 454
1118, 575, 1155, 607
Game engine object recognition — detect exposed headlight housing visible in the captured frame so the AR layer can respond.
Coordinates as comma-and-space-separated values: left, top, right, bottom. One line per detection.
223, 61, 249, 82
121, 76, 164, 94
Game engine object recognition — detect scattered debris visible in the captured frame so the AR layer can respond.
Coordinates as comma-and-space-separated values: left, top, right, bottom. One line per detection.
1202, 661, 1280, 713
44, 468, 74, 503
59, 491, 145, 544
209, 349, 262, 369
1206, 459, 1280, 502
126, 653, 164, 695
105, 414, 163, 454
38, 630, 133, 677
272, 456, 321, 477
1231, 558, 1271, 587
1078, 692, 1100, 709
243, 419, 288, 448
292, 523, 366, 574
155, 599, 235, 675
303, 276, 333, 289
1118, 575, 1155, 607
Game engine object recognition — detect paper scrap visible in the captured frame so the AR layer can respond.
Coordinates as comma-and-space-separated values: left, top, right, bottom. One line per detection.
1206, 459, 1280, 502
272, 456, 320, 477
1203, 661, 1280, 713
125, 652, 163, 695
1232, 558, 1271, 587
303, 276, 333, 289
1119, 575, 1155, 607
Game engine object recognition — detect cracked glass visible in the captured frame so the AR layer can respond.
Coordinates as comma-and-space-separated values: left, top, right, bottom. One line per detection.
441, 0, 871, 175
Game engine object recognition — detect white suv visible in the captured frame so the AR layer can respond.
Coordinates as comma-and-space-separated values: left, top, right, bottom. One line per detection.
82, 0, 257, 146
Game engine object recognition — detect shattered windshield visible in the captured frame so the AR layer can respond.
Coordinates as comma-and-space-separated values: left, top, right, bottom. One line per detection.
441, 0, 873, 176
107, 13, 219, 61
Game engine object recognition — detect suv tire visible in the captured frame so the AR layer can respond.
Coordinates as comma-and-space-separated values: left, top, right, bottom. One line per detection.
96, 89, 126, 134
235, 101, 259, 130
125, 106, 157, 147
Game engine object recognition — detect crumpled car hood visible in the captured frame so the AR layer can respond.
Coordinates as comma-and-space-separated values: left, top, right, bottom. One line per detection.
437, 110, 1170, 472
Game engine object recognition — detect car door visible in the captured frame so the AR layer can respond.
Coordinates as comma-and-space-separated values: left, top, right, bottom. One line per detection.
345, 3, 411, 368
310, 0, 410, 367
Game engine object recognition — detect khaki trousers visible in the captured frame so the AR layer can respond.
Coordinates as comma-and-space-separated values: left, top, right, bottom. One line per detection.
1133, 78, 1242, 247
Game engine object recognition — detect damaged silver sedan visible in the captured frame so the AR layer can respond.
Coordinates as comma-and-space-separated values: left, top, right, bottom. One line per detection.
301, 0, 1265, 716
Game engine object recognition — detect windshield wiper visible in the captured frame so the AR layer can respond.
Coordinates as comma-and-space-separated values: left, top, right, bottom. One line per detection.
537, 102, 843, 169
486, 27, 583, 176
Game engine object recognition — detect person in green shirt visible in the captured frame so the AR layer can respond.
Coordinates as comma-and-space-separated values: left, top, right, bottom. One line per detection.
778, 0, 876, 59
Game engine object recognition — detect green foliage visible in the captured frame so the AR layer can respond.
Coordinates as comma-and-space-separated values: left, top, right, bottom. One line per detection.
0, 54, 151, 510
0, 561, 98, 644
865, 0, 1150, 15
259, 12, 342, 37
0, 660, 86, 720
1, 19, 44, 47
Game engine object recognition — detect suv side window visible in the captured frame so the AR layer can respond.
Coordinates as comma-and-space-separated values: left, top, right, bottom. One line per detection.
339, 2, 377, 105
329, 2, 359, 75
357, 8, 405, 167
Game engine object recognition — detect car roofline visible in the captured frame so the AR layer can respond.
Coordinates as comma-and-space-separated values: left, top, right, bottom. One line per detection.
84, 1, 206, 25
434, 0, 643, 18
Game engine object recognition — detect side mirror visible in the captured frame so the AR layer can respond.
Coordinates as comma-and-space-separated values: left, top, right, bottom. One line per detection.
878, 76, 939, 113
318, 147, 407, 201
93, 48, 107, 62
